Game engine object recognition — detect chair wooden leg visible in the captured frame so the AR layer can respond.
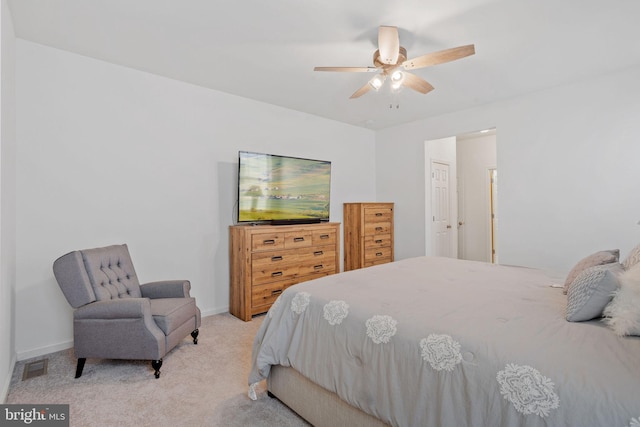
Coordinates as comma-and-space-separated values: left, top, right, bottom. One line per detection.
191, 329, 199, 344
75, 358, 86, 378
151, 359, 162, 379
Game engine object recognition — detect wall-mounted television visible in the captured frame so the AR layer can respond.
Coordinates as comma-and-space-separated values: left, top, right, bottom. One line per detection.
237, 151, 331, 224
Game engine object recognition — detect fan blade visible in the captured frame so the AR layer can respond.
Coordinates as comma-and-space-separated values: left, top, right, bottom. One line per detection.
350, 82, 372, 99
403, 44, 475, 70
378, 26, 400, 65
314, 66, 378, 72
402, 72, 434, 94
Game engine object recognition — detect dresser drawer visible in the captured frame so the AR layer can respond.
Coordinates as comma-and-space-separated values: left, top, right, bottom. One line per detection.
364, 222, 392, 236
364, 234, 391, 249
252, 262, 299, 286
251, 278, 299, 315
284, 231, 313, 249
251, 245, 336, 285
252, 233, 285, 252
312, 229, 337, 246
299, 261, 336, 277
364, 246, 392, 264
364, 207, 393, 223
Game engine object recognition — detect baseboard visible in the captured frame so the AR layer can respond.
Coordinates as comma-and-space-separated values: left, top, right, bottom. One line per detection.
200, 305, 229, 318
16, 340, 73, 362
1, 353, 16, 403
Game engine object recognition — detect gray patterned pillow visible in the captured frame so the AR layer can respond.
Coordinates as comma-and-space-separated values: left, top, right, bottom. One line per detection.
566, 265, 621, 322
563, 249, 619, 294
622, 244, 640, 270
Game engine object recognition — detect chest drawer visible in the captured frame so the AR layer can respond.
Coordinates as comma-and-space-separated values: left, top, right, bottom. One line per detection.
364, 222, 392, 236
364, 234, 391, 249
364, 207, 393, 223
364, 246, 392, 264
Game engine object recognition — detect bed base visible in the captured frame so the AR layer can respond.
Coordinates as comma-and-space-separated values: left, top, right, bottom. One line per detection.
268, 365, 389, 427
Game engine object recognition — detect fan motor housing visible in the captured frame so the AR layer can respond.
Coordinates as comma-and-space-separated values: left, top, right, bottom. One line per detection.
373, 46, 407, 67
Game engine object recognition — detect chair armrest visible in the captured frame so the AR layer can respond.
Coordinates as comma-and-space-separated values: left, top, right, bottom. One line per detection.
140, 280, 191, 299
74, 298, 151, 320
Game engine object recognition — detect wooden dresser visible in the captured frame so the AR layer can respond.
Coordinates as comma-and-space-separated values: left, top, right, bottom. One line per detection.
229, 222, 340, 321
343, 202, 394, 271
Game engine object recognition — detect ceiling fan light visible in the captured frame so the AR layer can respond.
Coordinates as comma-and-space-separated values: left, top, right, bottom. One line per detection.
390, 70, 405, 91
368, 74, 386, 91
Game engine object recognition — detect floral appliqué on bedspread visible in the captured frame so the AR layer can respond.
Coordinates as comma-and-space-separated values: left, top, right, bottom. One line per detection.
323, 300, 349, 325
291, 292, 311, 314
365, 315, 397, 344
420, 334, 462, 371
496, 363, 560, 417
629, 417, 640, 427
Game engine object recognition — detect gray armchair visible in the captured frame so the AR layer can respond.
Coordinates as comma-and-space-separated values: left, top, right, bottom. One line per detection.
53, 244, 201, 378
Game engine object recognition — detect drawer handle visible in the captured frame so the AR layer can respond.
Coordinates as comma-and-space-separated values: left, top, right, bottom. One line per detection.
314, 265, 324, 270
314, 250, 324, 256
375, 239, 383, 244
375, 212, 383, 216
375, 227, 383, 231
271, 271, 283, 277
271, 256, 283, 261
263, 239, 276, 245
271, 289, 282, 296
376, 252, 383, 257
293, 237, 305, 242
319, 234, 330, 239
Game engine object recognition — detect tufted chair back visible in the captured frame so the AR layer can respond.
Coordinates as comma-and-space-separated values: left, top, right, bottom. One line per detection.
54, 244, 142, 307
81, 245, 142, 301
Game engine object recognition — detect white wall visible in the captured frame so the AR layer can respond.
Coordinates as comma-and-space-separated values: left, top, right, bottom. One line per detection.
0, 0, 16, 401
15, 40, 376, 359
377, 64, 640, 273
457, 133, 497, 262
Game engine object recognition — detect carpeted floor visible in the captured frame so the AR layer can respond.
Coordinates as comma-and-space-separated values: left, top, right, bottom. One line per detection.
5, 313, 309, 427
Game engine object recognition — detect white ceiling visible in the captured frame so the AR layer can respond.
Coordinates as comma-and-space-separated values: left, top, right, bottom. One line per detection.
8, 0, 640, 130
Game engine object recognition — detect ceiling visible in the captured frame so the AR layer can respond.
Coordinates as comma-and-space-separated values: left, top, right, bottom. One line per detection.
8, 0, 640, 130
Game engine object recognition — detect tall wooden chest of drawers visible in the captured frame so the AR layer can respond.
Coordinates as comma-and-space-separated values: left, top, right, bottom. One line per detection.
229, 222, 340, 321
343, 203, 394, 271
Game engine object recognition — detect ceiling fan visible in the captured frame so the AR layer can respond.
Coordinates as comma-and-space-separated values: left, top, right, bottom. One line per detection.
314, 26, 475, 99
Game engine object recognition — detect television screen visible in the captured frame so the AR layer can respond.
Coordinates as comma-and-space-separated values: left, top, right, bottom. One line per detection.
237, 151, 331, 224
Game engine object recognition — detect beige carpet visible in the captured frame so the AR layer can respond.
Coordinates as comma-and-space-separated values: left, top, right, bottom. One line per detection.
6, 313, 309, 427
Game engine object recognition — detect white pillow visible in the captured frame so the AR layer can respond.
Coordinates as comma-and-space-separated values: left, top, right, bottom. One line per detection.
566, 265, 620, 322
602, 262, 640, 336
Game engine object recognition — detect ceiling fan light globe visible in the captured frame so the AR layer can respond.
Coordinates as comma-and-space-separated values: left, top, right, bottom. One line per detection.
391, 70, 404, 82
369, 75, 386, 91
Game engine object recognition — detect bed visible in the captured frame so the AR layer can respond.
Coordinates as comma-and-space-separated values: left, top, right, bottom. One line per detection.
248, 256, 640, 427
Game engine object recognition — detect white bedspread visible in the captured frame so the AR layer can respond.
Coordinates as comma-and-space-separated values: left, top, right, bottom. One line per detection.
249, 256, 640, 427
